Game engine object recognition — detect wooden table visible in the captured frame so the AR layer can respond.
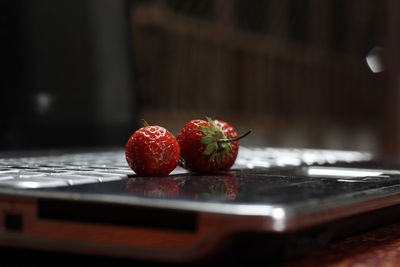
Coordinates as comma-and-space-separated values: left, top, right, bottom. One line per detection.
2, 221, 400, 266
282, 221, 400, 267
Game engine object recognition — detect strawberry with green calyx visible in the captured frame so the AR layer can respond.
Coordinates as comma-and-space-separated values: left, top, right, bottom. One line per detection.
177, 117, 251, 173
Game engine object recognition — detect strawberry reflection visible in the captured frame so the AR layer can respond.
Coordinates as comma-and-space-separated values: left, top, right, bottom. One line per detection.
124, 173, 238, 200
181, 174, 238, 200
124, 177, 181, 197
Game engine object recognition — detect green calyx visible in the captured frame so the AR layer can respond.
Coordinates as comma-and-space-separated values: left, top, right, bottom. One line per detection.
200, 118, 232, 164
199, 117, 251, 164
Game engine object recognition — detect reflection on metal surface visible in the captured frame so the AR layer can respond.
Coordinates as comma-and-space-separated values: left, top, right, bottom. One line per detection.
366, 47, 385, 73
336, 179, 366, 183
124, 177, 182, 197
308, 167, 384, 178
271, 207, 286, 231
124, 174, 239, 200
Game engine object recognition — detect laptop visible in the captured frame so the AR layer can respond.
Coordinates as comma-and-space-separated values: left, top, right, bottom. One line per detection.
2, 146, 397, 265
2, 0, 400, 265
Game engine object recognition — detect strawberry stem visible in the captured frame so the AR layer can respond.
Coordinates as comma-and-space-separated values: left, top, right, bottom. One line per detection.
218, 129, 252, 144
141, 119, 150, 127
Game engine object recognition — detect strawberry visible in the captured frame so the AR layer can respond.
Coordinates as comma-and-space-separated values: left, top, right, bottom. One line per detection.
125, 124, 180, 176
177, 117, 250, 173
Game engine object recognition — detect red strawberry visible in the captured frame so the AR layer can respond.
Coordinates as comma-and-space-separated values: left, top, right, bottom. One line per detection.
177, 117, 250, 173
125, 124, 180, 176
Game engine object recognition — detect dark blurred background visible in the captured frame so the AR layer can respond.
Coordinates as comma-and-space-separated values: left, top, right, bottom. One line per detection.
131, 0, 388, 154
1, 0, 138, 150
2, 0, 400, 156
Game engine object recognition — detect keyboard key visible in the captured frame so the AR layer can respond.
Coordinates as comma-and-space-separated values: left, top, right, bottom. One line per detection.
41, 175, 100, 186
0, 177, 69, 188
91, 170, 133, 175
0, 170, 19, 174
60, 168, 94, 171
66, 172, 126, 178
49, 173, 125, 183
29, 169, 69, 174
0, 175, 17, 180
18, 172, 46, 178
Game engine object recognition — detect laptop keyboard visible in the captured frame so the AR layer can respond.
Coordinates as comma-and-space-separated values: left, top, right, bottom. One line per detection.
235, 147, 372, 168
0, 152, 132, 188
0, 147, 372, 189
